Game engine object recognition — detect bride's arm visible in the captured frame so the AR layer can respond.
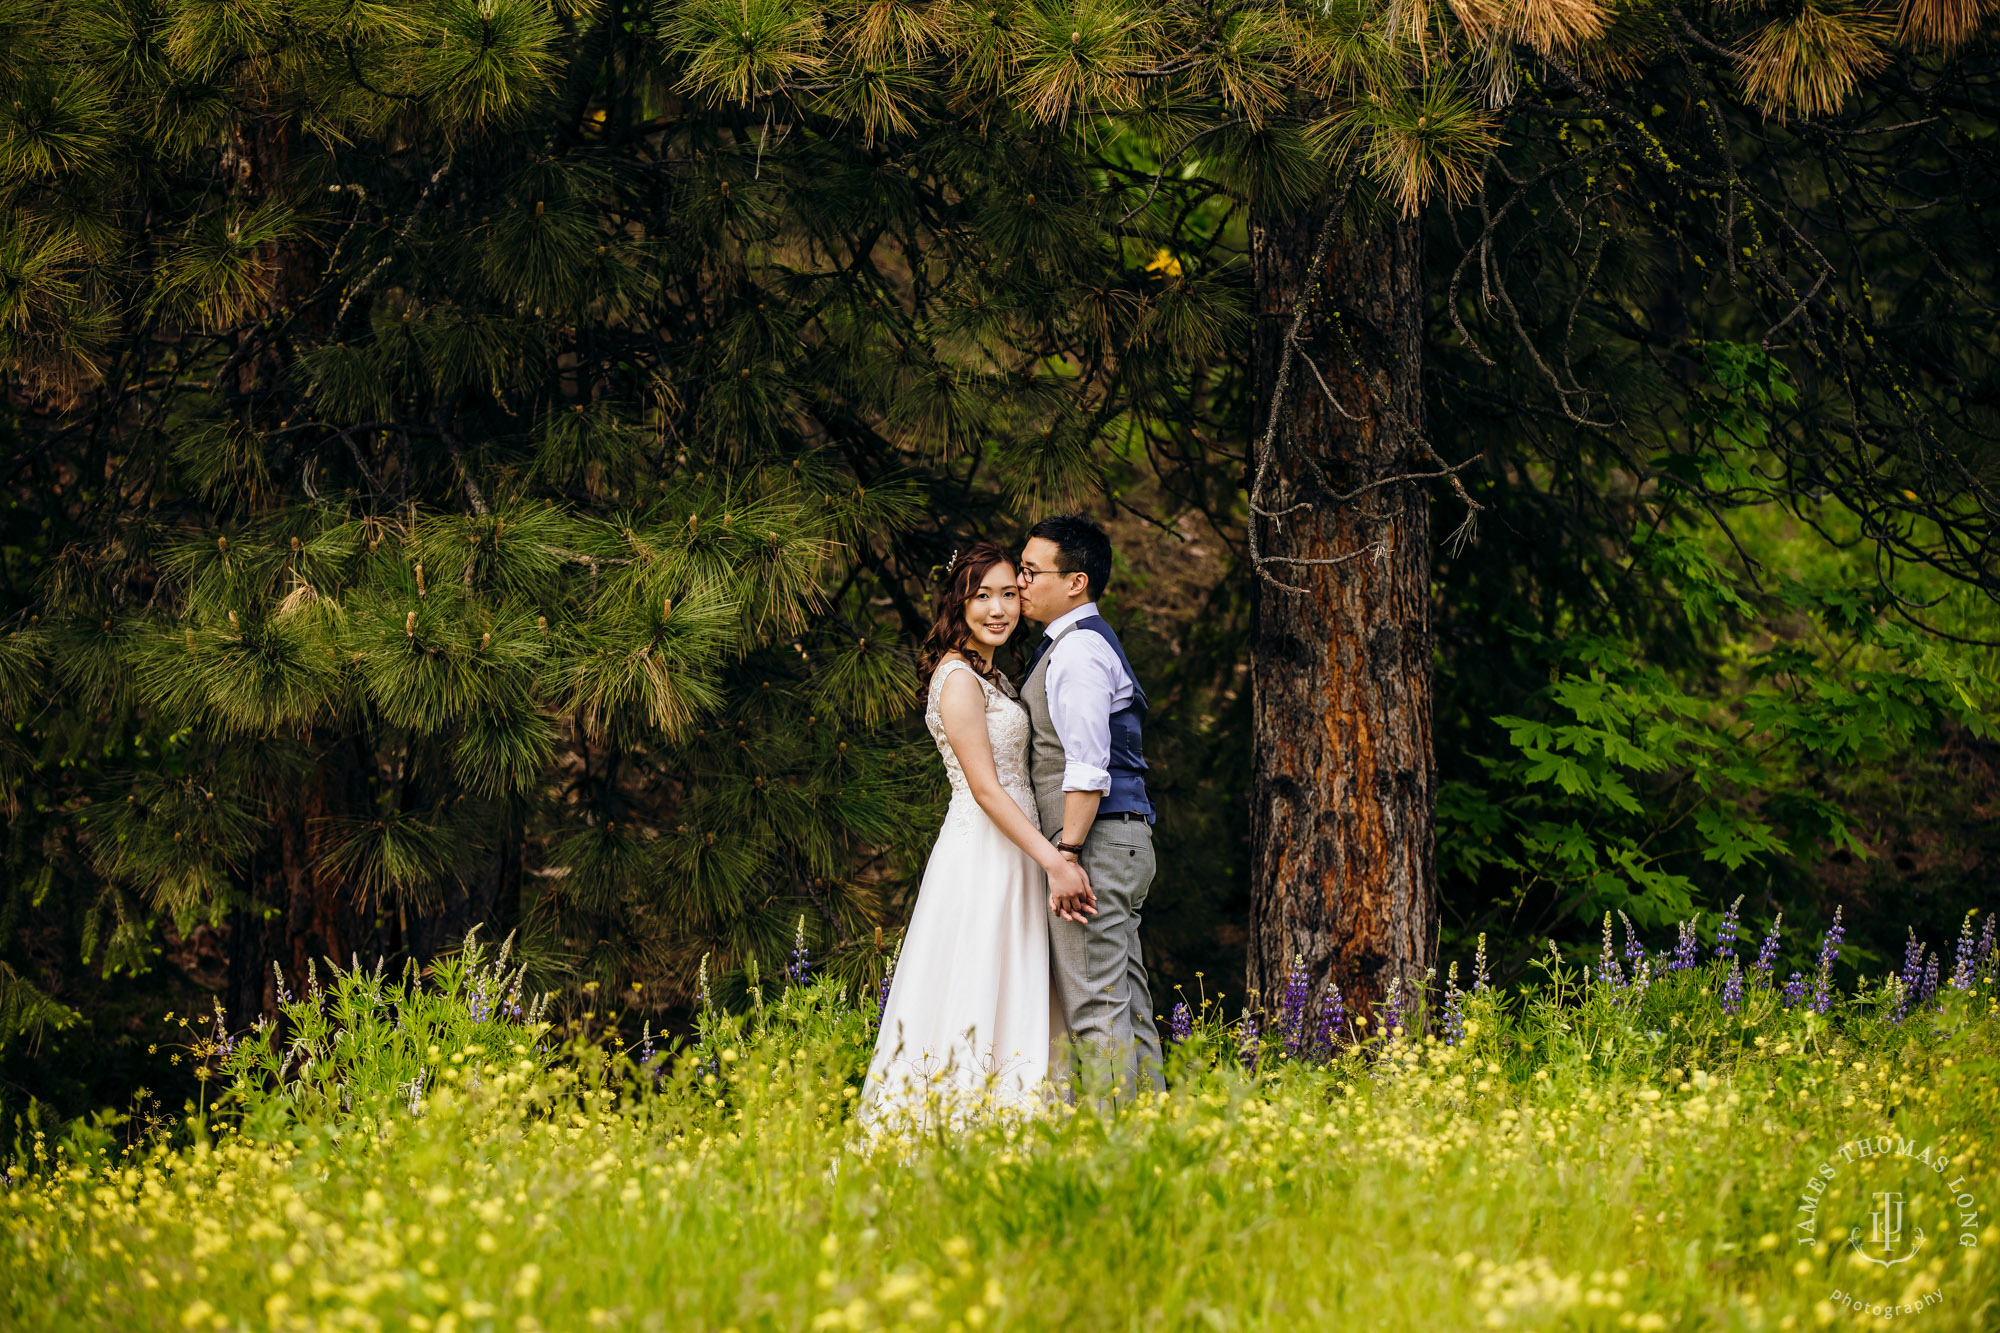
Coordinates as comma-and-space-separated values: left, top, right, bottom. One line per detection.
936, 668, 1093, 904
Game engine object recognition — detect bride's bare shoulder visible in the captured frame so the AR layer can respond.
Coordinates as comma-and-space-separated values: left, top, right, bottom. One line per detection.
931, 654, 985, 698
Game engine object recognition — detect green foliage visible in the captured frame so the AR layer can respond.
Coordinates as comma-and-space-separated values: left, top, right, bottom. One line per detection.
0, 962, 79, 1048
5, 0, 1268, 1065
1456, 573, 1997, 930
1434, 292, 2000, 973
217, 930, 558, 1136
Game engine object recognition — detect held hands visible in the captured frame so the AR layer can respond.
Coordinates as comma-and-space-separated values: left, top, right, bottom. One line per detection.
1047, 850, 1098, 923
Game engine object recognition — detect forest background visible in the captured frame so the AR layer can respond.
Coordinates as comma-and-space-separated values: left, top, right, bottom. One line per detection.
1, 0, 1997, 1129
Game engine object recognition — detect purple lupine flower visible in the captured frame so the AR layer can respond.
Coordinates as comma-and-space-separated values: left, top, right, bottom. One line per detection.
1238, 1008, 1260, 1071
1598, 914, 1625, 991
1978, 913, 1998, 983
874, 945, 898, 1021
210, 1002, 235, 1058
273, 961, 293, 1005
1619, 911, 1644, 968
1894, 930, 1925, 1024
1715, 895, 1743, 961
1920, 950, 1939, 1007
1720, 954, 1744, 1015
1473, 933, 1491, 992
1280, 955, 1311, 1057
1313, 982, 1346, 1058
787, 916, 812, 988
1949, 913, 1978, 991
1782, 971, 1808, 1009
1378, 974, 1404, 1037
1169, 1000, 1193, 1044
1440, 962, 1466, 1046
1670, 921, 1700, 972
1811, 907, 1845, 1015
1752, 914, 1782, 986
697, 953, 714, 1011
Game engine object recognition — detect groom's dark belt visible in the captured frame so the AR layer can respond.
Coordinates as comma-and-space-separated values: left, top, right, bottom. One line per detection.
1097, 811, 1150, 822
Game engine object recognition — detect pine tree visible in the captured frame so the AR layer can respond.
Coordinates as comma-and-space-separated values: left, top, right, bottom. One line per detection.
4, 0, 1996, 1078
0, 0, 1200, 1051
656, 0, 2000, 1017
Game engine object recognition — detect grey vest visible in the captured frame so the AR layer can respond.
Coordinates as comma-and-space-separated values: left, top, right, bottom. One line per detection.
1020, 619, 1153, 835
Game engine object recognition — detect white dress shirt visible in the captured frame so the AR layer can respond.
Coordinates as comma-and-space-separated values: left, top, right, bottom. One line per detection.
1041, 602, 1135, 795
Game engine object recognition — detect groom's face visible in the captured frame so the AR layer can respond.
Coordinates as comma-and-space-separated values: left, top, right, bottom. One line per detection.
1018, 536, 1087, 624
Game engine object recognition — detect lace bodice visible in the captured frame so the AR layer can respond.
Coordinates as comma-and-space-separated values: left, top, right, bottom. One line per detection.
925, 659, 1034, 817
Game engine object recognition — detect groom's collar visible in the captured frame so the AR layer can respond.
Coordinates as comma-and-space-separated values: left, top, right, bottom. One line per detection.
1041, 601, 1099, 639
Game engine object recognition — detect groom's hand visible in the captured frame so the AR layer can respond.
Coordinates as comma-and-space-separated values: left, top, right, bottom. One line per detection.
1048, 854, 1097, 923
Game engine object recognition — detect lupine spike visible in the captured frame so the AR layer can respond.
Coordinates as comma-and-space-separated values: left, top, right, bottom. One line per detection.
1720, 954, 1744, 1015
1714, 895, 1743, 960
1473, 933, 1490, 992
1313, 982, 1346, 1058
1441, 961, 1466, 1046
1169, 1000, 1193, 1044
788, 915, 812, 988
1949, 912, 1978, 991
1238, 1007, 1260, 1071
1752, 913, 1782, 984
1811, 906, 1845, 1015
1380, 974, 1406, 1037
875, 939, 901, 1021
1619, 911, 1644, 966
1280, 955, 1311, 1057
1598, 913, 1625, 991
1894, 929, 1924, 1025
1670, 921, 1699, 972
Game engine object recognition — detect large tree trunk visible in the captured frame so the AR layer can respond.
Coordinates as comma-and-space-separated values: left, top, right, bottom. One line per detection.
1246, 198, 1437, 1033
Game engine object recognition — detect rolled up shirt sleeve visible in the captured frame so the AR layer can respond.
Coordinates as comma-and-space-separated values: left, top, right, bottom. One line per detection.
1044, 630, 1125, 794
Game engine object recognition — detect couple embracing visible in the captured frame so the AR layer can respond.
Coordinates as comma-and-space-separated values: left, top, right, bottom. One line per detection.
859, 515, 1164, 1128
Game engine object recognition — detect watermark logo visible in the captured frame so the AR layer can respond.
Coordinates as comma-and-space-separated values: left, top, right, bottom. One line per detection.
1856, 1189, 1923, 1267
1791, 1130, 1983, 1320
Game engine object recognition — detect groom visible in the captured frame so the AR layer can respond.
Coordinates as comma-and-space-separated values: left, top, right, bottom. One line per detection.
1016, 514, 1165, 1099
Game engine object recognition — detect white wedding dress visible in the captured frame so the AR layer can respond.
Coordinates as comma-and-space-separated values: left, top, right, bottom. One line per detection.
858, 658, 1052, 1132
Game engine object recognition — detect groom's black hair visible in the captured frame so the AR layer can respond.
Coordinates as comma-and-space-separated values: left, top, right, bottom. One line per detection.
1028, 514, 1113, 599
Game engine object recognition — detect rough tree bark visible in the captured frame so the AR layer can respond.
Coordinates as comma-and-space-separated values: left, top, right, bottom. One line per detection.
1246, 195, 1438, 1030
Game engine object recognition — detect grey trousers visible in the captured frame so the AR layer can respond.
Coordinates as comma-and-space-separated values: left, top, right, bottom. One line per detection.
1048, 817, 1165, 1099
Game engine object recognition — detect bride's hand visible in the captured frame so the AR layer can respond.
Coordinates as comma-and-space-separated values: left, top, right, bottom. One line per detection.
1047, 856, 1097, 923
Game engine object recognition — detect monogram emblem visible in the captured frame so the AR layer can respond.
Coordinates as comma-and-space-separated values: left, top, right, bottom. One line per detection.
1848, 1190, 1926, 1267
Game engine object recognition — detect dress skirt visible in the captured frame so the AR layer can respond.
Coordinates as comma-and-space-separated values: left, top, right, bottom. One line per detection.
858, 786, 1052, 1131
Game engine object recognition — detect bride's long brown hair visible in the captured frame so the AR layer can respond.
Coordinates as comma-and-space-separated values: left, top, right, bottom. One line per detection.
918, 540, 1017, 686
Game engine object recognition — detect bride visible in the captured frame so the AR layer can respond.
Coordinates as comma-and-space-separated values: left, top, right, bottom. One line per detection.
857, 541, 1094, 1131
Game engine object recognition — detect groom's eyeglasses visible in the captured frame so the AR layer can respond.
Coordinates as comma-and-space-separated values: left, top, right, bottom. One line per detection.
1018, 565, 1080, 583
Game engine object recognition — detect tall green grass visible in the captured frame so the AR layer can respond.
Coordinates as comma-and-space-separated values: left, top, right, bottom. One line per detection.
6, 924, 1998, 1332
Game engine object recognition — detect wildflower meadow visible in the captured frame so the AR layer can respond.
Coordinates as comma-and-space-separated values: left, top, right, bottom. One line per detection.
6, 914, 1999, 1333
